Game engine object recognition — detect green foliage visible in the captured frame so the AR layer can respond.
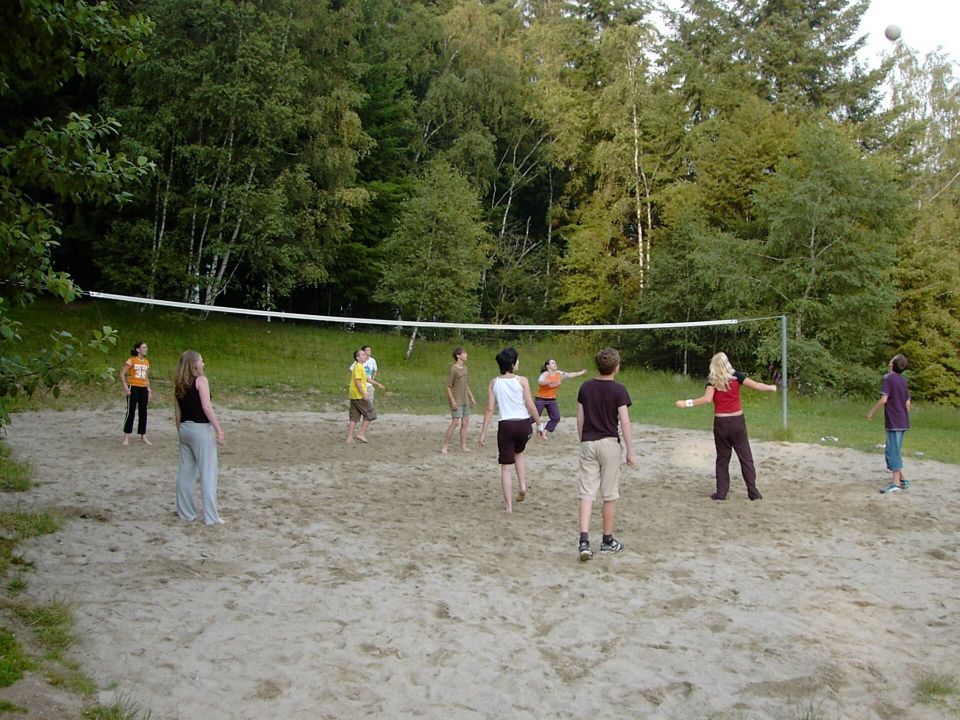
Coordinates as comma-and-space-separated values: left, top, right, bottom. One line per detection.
377, 159, 491, 326
0, 324, 118, 427
0, 0, 150, 429
752, 121, 910, 386
0, 1, 154, 308
97, 0, 372, 307
3, 0, 959, 403
887, 48, 960, 405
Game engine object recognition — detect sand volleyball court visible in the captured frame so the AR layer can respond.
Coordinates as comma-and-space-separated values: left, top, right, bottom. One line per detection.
3, 407, 959, 719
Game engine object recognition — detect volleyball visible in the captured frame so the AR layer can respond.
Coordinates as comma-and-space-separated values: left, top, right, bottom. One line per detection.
884, 24, 901, 42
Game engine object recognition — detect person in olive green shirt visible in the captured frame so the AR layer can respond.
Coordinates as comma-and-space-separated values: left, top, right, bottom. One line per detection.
442, 347, 476, 454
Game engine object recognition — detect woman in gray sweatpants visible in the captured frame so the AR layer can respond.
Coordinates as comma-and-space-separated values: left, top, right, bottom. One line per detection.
173, 351, 225, 525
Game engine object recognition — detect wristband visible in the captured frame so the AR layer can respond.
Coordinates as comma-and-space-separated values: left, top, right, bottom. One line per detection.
685, 399, 694, 408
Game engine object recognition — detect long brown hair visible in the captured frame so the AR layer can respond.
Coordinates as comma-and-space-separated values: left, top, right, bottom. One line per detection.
174, 351, 203, 399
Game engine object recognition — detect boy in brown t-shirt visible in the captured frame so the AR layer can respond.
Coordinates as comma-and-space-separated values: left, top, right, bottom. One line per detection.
442, 347, 476, 454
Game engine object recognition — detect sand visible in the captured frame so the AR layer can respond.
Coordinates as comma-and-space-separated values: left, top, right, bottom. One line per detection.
2, 407, 959, 719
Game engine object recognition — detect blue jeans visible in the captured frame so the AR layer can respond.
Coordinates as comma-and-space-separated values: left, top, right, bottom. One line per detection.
885, 430, 906, 472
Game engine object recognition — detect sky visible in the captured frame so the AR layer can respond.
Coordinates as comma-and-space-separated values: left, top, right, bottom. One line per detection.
857, 0, 960, 67
656, 0, 960, 69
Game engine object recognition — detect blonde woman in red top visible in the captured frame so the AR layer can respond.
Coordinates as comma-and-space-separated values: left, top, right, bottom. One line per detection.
675, 352, 776, 500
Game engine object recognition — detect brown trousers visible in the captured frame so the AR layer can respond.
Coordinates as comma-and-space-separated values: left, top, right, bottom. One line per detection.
713, 414, 761, 500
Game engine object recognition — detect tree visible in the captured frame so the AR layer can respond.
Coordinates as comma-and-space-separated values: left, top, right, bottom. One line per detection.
886, 47, 960, 404
0, 0, 154, 425
97, 0, 371, 308
752, 120, 910, 390
376, 159, 491, 357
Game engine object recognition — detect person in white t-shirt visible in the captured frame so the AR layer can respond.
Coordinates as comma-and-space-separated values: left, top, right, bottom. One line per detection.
478, 347, 543, 513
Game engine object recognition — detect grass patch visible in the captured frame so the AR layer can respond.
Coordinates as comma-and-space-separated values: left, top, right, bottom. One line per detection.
0, 513, 61, 541
0, 512, 60, 578
46, 661, 97, 696
83, 696, 152, 720
788, 698, 828, 720
0, 626, 34, 687
915, 672, 959, 703
12, 599, 74, 660
8, 298, 960, 464
0, 444, 30, 493
0, 698, 28, 713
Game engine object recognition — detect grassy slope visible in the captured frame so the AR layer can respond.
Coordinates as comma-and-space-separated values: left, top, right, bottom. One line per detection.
8, 298, 960, 464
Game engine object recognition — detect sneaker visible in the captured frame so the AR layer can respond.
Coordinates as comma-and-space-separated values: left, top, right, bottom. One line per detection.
578, 541, 593, 562
880, 483, 901, 494
901, 478, 910, 490
600, 537, 624, 553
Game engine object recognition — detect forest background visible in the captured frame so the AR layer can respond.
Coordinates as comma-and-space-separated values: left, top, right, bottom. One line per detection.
2, 0, 959, 419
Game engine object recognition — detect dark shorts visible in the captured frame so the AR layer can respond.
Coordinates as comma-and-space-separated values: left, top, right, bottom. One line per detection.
349, 399, 377, 422
497, 418, 533, 465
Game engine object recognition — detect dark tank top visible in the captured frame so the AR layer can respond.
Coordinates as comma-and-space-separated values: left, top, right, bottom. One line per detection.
178, 379, 209, 423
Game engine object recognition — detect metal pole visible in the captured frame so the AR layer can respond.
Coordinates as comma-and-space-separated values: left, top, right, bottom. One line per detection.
781, 314, 788, 430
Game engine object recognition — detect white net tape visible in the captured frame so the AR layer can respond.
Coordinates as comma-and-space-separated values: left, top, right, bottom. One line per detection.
87, 291, 777, 332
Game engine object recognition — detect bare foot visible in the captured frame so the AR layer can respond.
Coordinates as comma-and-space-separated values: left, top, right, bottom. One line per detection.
122, 436, 129, 446
460, 446, 472, 453
140, 436, 152, 446
440, 447, 448, 454
346, 437, 354, 444
355, 436, 368, 443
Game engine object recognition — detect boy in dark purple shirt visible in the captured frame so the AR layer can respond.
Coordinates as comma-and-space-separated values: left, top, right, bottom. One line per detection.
867, 353, 912, 493
575, 347, 634, 561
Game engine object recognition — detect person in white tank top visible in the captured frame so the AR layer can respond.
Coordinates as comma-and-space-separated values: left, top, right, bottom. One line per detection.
479, 347, 544, 513
491, 375, 528, 419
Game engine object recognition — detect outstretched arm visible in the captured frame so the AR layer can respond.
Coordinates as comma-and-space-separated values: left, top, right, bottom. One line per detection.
675, 385, 715, 409
743, 378, 777, 393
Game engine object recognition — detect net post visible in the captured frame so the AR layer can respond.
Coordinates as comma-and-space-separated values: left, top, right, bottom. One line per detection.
781, 315, 788, 430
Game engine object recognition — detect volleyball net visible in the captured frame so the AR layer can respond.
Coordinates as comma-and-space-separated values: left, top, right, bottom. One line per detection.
84, 291, 789, 427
